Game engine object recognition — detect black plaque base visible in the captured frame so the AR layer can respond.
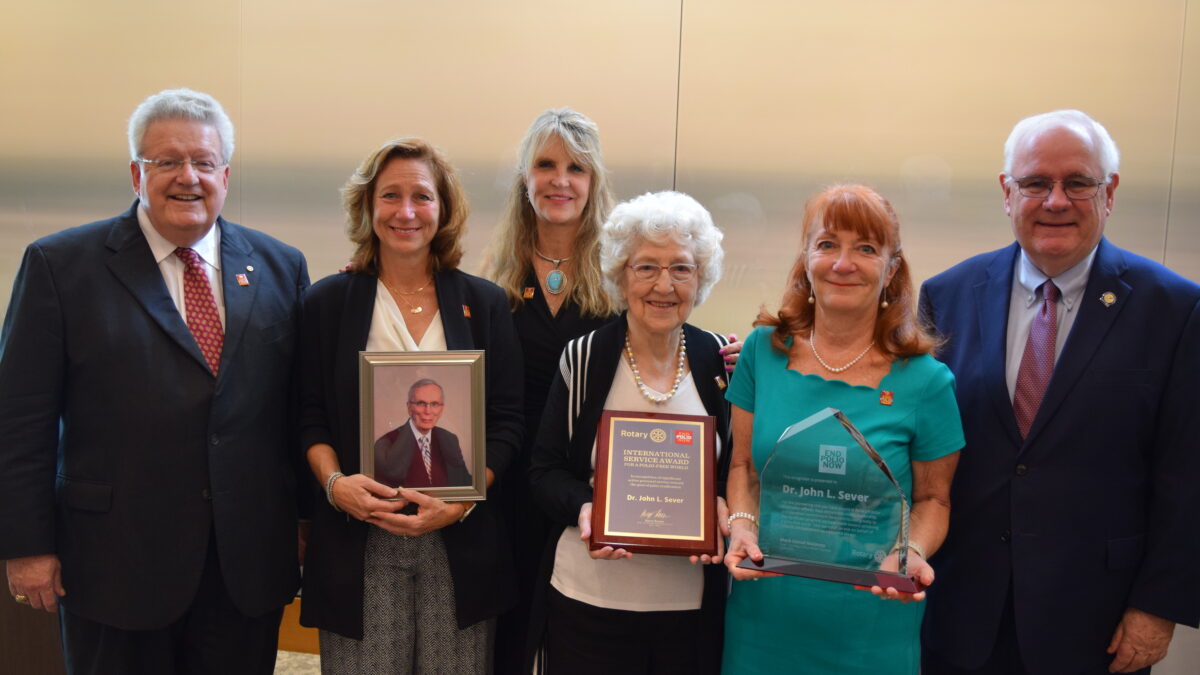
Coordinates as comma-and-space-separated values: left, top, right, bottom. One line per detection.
737, 556, 921, 593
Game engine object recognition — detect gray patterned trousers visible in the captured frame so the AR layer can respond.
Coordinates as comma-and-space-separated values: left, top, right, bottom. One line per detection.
319, 527, 493, 674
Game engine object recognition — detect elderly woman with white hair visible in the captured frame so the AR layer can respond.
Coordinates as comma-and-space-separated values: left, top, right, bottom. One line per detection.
528, 190, 732, 675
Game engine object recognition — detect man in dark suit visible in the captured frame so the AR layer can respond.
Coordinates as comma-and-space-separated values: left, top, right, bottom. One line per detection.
374, 378, 472, 488
920, 109, 1200, 674
0, 88, 309, 674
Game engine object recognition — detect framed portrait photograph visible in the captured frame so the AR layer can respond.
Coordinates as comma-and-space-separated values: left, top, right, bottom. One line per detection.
359, 351, 487, 500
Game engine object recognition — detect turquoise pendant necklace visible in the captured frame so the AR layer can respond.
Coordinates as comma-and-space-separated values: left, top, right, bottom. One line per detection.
533, 246, 569, 295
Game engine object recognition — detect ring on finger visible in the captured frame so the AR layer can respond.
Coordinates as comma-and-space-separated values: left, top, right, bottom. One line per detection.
14, 594, 29, 604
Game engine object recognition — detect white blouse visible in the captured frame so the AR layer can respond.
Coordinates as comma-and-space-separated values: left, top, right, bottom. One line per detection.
366, 281, 446, 352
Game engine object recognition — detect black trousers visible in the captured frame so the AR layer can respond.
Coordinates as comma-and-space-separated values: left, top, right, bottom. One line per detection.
58, 532, 284, 675
545, 586, 701, 675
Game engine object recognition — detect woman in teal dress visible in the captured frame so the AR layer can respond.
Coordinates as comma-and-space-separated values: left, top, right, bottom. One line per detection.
722, 184, 964, 674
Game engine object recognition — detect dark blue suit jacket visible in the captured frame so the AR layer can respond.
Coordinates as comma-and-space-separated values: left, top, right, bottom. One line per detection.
919, 238, 1200, 674
0, 203, 309, 630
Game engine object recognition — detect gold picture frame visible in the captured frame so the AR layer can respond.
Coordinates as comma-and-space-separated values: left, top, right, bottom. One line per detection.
359, 351, 487, 501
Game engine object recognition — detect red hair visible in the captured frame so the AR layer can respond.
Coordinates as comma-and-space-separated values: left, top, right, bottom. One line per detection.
757, 184, 939, 358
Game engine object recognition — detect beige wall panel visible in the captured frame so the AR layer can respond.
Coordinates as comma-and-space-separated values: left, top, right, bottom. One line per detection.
1160, 4, 1200, 672
1165, 0, 1200, 280
235, 0, 682, 279
676, 0, 1191, 337
1, 2, 242, 161
0, 1, 682, 315
0, 2, 243, 313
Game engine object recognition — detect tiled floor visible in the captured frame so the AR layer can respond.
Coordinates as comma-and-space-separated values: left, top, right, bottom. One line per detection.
275, 650, 320, 674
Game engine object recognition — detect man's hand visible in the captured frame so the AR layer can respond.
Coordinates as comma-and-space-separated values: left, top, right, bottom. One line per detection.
1107, 607, 1175, 672
6, 554, 65, 612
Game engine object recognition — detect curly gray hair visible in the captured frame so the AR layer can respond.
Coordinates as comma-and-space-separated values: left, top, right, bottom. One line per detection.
599, 191, 724, 309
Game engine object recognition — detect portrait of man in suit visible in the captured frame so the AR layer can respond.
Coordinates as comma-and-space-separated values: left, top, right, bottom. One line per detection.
920, 110, 1200, 675
0, 88, 308, 674
374, 378, 473, 489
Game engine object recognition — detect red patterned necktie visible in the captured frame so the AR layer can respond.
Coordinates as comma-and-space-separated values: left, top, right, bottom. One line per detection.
174, 247, 224, 376
1013, 280, 1059, 438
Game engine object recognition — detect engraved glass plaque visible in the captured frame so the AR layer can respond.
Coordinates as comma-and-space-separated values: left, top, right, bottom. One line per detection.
738, 407, 918, 591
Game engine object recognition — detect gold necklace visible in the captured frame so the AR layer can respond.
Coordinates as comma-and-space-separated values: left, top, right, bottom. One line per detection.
381, 277, 432, 315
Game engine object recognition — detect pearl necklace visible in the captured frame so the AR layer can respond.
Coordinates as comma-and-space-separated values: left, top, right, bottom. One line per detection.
809, 334, 874, 373
381, 277, 432, 314
533, 246, 569, 295
624, 332, 687, 404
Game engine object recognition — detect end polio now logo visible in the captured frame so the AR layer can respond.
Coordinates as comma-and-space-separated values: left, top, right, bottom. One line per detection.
818, 445, 847, 475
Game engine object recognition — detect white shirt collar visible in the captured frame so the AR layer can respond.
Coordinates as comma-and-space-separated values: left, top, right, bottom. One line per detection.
408, 419, 431, 443
1015, 246, 1096, 310
136, 204, 221, 268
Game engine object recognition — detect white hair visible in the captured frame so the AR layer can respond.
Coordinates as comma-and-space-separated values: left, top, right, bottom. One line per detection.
599, 191, 725, 309
407, 378, 444, 401
127, 88, 235, 164
1003, 109, 1119, 179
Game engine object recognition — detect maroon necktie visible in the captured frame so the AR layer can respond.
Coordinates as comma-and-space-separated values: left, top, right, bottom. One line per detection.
1013, 281, 1059, 438
174, 247, 224, 376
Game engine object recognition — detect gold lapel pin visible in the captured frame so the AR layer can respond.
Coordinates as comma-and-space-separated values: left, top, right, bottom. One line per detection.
1099, 291, 1116, 307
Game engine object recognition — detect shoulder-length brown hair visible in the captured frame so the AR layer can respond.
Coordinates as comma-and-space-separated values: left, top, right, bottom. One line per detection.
757, 184, 938, 358
344, 138, 468, 275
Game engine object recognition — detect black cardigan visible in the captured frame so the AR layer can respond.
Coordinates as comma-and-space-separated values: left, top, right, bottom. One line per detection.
298, 269, 523, 638
527, 315, 732, 673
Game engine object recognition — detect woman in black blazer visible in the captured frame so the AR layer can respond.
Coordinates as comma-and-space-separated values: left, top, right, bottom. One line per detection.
298, 138, 523, 673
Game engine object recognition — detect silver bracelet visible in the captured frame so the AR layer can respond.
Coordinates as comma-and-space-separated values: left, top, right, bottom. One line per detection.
892, 541, 927, 559
458, 502, 477, 523
727, 511, 757, 529
325, 471, 345, 512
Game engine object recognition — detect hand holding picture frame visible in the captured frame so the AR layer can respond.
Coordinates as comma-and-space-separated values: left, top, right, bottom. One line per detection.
359, 351, 487, 501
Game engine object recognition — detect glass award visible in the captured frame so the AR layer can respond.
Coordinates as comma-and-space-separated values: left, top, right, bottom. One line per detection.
737, 407, 919, 592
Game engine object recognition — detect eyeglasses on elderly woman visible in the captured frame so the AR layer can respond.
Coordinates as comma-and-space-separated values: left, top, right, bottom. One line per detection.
625, 262, 698, 283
